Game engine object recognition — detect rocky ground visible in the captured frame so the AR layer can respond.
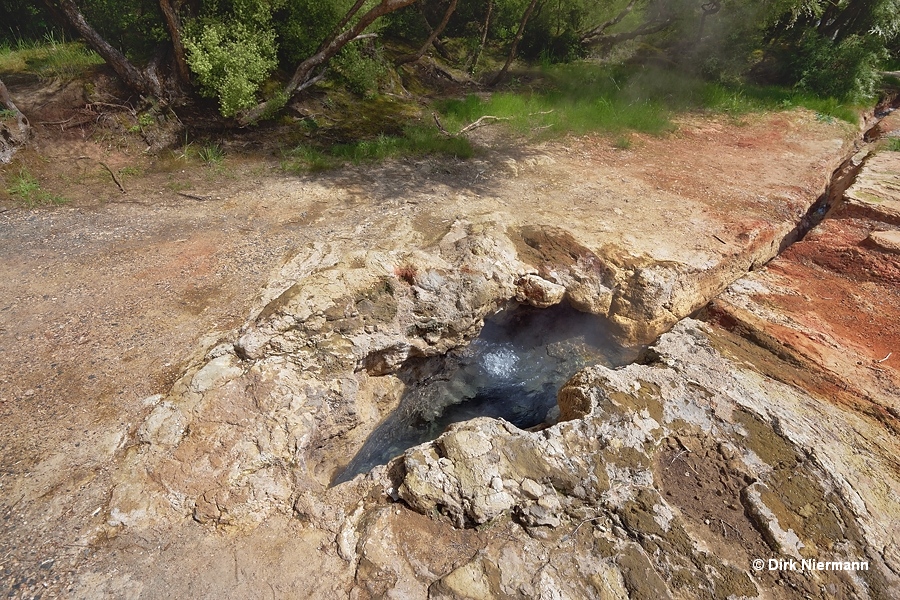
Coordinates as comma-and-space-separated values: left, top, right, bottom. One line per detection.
1, 81, 899, 599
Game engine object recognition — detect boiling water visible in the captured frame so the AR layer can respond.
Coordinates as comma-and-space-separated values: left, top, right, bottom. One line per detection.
333, 302, 641, 484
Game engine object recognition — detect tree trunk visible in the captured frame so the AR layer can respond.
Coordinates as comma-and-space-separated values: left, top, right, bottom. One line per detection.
241, 0, 419, 124
0, 78, 32, 164
45, 1, 159, 97
158, 0, 191, 88
396, 0, 458, 66
465, 0, 493, 74
489, 0, 540, 86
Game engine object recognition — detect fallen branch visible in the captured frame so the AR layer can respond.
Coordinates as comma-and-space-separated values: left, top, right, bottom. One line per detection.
432, 112, 510, 137
99, 161, 126, 193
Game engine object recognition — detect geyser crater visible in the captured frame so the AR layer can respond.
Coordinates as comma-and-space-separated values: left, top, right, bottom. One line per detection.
334, 301, 643, 484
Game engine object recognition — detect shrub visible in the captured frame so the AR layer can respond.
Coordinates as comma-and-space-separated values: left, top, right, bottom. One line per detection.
184, 5, 279, 117
792, 32, 885, 103
332, 44, 388, 98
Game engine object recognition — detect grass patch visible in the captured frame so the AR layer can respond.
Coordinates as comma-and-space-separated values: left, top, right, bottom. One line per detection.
281, 125, 474, 172
197, 143, 225, 166
433, 62, 860, 139
5, 168, 67, 207
0, 33, 104, 78
887, 137, 900, 152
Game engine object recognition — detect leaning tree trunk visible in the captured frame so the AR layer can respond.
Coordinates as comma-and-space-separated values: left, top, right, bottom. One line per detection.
490, 0, 540, 86
0, 78, 32, 164
158, 0, 192, 88
241, 0, 419, 125
45, 0, 160, 98
395, 0, 458, 66
465, 0, 493, 74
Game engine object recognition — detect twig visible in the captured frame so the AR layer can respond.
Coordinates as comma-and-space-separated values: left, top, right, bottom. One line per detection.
433, 112, 510, 137
528, 110, 554, 116
458, 115, 510, 135
719, 518, 740, 538
713, 234, 727, 244
876, 352, 892, 363
560, 516, 604, 543
669, 450, 687, 465
669, 451, 701, 476
36, 116, 76, 126
86, 101, 132, 111
432, 112, 451, 136
98, 161, 126, 194
177, 192, 213, 201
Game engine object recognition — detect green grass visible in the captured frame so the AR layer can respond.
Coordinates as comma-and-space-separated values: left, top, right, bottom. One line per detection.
433, 62, 860, 140
5, 168, 67, 207
197, 143, 225, 166
0, 33, 104, 78
887, 137, 900, 152
281, 125, 474, 172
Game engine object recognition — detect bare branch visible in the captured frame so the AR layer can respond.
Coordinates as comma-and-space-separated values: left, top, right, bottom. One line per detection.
581, 0, 638, 42
433, 112, 509, 136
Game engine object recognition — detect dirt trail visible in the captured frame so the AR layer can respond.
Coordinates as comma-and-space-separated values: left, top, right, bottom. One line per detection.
3, 89, 894, 598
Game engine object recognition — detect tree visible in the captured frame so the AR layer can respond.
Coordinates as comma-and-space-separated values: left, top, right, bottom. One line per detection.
0, 77, 32, 164
760, 0, 900, 99
490, 0, 542, 85
38, 0, 201, 100
395, 0, 459, 66
239, 0, 421, 124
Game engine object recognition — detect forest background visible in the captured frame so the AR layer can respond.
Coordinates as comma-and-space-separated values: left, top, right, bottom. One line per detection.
1, 0, 899, 164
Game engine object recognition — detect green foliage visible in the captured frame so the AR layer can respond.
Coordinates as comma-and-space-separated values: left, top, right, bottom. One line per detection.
5, 168, 67, 207
520, 0, 592, 62
274, 0, 343, 65
280, 145, 335, 172
792, 33, 885, 102
437, 63, 685, 137
613, 135, 632, 150
80, 0, 168, 59
197, 143, 226, 165
434, 62, 860, 140
759, 0, 899, 101
184, 3, 280, 117
332, 44, 388, 98
887, 137, 900, 152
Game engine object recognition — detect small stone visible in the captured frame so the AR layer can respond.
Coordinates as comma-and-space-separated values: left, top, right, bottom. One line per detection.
521, 503, 561, 528
521, 478, 544, 500
490, 476, 503, 492
537, 494, 561, 511
515, 274, 566, 308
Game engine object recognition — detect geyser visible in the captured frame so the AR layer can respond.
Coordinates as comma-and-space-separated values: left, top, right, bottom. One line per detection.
334, 301, 642, 484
